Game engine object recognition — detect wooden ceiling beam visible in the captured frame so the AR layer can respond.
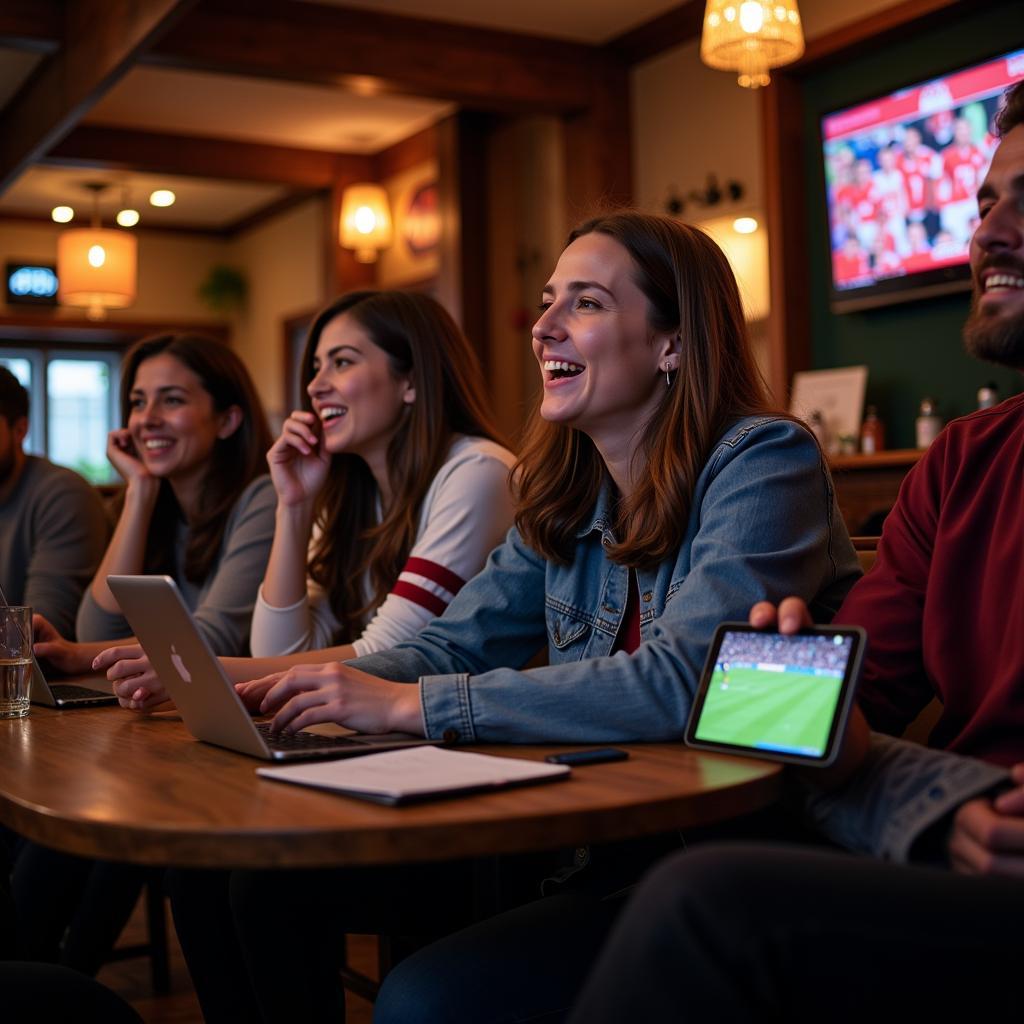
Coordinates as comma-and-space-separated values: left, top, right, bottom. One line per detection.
147, 0, 594, 113
373, 125, 439, 182
0, 0, 199, 194
46, 124, 374, 188
0, 208, 232, 240
0, 0, 62, 53
222, 189, 321, 238
605, 2, 705, 65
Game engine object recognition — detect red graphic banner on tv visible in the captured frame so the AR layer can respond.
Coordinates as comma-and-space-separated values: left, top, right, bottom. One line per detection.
824, 52, 1024, 141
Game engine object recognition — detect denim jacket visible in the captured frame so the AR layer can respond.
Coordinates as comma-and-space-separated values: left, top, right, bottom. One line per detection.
351, 415, 860, 743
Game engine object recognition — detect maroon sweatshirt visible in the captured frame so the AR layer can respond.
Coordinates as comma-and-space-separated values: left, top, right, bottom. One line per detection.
835, 392, 1024, 767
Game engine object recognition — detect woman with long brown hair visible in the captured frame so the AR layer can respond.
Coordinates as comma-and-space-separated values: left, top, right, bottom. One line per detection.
248, 288, 515, 665
18, 332, 276, 975
170, 213, 860, 1024
34, 331, 276, 667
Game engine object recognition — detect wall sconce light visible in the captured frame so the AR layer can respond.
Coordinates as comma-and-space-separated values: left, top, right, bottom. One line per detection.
700, 1, 805, 88
697, 211, 770, 320
666, 175, 745, 216
56, 183, 137, 320
339, 183, 393, 263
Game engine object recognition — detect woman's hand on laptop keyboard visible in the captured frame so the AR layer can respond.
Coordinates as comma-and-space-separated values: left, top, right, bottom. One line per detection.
245, 663, 424, 737
32, 614, 97, 675
234, 675, 278, 712
93, 643, 174, 713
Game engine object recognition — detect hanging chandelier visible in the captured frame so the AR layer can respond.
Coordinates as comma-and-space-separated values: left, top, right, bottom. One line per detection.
700, 1, 805, 89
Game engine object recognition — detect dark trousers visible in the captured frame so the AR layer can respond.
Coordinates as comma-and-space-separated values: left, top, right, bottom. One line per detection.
1, 838, 141, 1023
168, 834, 682, 1024
168, 860, 482, 1024
376, 842, 1024, 1023
0, 962, 142, 1024
373, 889, 626, 1024
568, 843, 1024, 1023
9, 839, 147, 973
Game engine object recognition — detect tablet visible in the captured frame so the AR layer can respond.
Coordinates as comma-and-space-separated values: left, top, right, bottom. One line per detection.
685, 622, 866, 766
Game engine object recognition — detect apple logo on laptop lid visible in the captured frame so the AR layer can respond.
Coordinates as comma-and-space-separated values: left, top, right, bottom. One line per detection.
170, 644, 192, 684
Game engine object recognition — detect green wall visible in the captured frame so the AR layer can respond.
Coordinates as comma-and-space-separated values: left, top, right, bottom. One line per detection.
801, 2, 1023, 448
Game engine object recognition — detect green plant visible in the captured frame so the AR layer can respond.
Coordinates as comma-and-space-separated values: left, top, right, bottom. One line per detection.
198, 265, 248, 314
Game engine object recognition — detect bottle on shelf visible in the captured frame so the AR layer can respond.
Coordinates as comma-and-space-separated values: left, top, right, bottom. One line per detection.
859, 405, 885, 455
807, 409, 828, 451
977, 382, 999, 410
915, 397, 942, 449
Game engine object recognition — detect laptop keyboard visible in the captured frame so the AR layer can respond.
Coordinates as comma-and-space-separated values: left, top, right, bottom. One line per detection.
50, 683, 116, 702
255, 722, 364, 751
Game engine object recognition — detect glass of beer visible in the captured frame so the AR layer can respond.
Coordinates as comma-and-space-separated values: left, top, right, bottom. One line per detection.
0, 606, 32, 718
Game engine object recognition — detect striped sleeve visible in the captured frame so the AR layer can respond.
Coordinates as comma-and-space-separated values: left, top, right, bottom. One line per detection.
350, 438, 515, 658
390, 557, 467, 617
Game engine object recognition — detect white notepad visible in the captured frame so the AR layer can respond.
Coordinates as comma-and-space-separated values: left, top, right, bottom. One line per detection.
257, 745, 572, 805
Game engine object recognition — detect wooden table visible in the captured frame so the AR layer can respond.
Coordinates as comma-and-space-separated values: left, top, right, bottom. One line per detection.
0, 706, 782, 869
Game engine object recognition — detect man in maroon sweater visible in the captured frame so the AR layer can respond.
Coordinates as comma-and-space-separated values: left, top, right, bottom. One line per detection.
561, 80, 1024, 1022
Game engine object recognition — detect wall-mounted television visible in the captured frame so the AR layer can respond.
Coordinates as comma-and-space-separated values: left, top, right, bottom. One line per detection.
821, 47, 1024, 313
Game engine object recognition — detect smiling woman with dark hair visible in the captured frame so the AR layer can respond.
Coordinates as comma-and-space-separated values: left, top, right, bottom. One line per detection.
249, 289, 515, 665
33, 332, 277, 667
13, 332, 278, 977
169, 212, 861, 1024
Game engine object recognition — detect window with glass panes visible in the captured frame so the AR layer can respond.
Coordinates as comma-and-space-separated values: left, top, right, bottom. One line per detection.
0, 348, 120, 484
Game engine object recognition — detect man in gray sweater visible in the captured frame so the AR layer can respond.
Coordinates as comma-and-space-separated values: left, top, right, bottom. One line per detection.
0, 367, 108, 639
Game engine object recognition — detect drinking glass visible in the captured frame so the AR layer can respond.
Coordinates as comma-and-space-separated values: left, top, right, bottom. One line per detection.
0, 606, 32, 719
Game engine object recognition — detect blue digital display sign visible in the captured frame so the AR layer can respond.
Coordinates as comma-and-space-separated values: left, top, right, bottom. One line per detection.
6, 263, 59, 306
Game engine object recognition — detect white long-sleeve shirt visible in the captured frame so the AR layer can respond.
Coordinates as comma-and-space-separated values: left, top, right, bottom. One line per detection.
249, 435, 515, 658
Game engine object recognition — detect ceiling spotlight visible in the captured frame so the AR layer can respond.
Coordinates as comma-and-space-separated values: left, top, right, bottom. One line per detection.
733, 216, 759, 234
51, 206, 74, 224
149, 189, 175, 208
116, 208, 140, 228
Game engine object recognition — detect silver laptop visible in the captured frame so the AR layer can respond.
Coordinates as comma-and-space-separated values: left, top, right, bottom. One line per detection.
29, 658, 118, 708
0, 582, 117, 707
106, 574, 436, 761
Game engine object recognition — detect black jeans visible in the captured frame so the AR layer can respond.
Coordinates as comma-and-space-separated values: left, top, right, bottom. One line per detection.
374, 889, 626, 1023
376, 841, 1024, 1023
168, 834, 683, 1024
0, 962, 142, 1023
568, 843, 1024, 1023
2, 840, 140, 1023
8, 839, 147, 973
168, 859, 483, 1024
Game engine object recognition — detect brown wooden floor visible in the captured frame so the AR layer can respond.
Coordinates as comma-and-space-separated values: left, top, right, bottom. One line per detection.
97, 897, 378, 1023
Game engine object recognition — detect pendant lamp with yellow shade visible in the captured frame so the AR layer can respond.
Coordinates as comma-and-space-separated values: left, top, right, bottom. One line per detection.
57, 183, 137, 320
700, 1, 805, 89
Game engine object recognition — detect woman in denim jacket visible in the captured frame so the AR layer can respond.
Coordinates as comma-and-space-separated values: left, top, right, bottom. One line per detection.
171, 212, 859, 1024
241, 213, 858, 742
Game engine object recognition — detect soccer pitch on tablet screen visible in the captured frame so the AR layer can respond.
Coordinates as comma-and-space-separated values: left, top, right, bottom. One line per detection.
685, 624, 865, 767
